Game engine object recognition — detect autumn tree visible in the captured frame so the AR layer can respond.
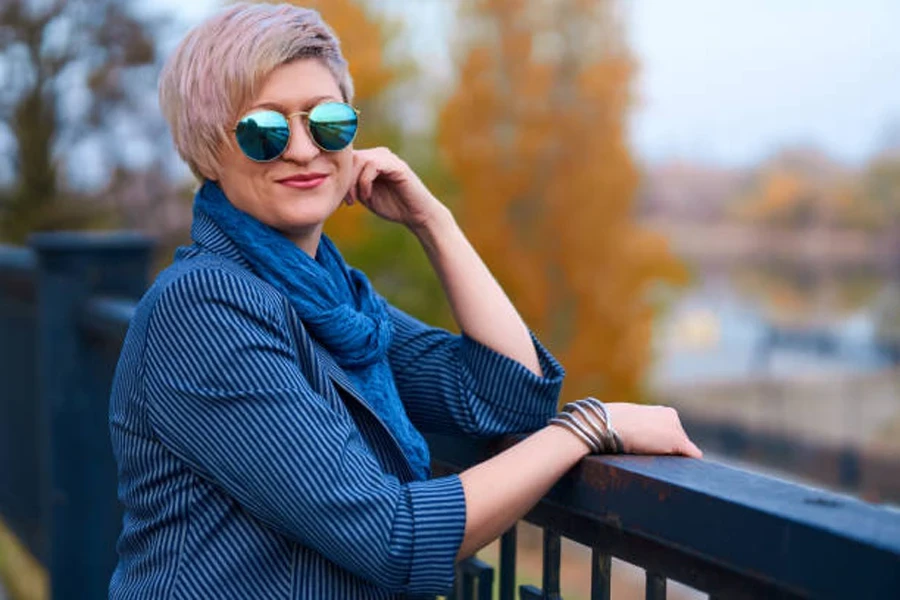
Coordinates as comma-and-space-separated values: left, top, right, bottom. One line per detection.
732, 148, 860, 229
0, 0, 162, 243
439, 0, 686, 401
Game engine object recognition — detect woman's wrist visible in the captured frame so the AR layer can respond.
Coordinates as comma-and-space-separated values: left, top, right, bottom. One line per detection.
408, 200, 455, 243
549, 398, 624, 455
541, 423, 593, 459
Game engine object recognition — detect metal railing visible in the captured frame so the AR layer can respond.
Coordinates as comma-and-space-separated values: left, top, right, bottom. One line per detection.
1, 232, 899, 599
434, 435, 900, 599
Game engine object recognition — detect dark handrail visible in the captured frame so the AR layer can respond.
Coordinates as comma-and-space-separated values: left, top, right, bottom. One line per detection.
0, 244, 36, 279
80, 296, 136, 341
428, 434, 900, 599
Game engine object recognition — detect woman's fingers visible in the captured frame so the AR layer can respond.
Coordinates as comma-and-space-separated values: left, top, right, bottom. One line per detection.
348, 147, 444, 228
605, 403, 702, 458
684, 440, 703, 459
357, 161, 379, 202
670, 408, 702, 458
345, 153, 364, 205
663, 406, 702, 458
674, 413, 703, 458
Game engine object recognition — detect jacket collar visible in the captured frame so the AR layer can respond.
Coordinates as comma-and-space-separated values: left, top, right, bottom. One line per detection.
189, 207, 373, 422
185, 210, 364, 395
189, 209, 255, 271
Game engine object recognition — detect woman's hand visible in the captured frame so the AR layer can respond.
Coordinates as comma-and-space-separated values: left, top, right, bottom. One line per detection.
606, 403, 703, 458
344, 147, 447, 231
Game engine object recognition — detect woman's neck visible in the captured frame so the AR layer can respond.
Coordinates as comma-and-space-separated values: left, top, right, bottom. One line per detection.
286, 223, 323, 258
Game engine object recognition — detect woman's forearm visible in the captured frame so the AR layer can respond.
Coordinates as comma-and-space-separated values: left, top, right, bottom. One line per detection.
411, 205, 543, 376
456, 425, 590, 559
454, 402, 704, 560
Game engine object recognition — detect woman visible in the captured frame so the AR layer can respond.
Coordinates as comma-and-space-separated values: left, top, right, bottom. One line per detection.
108, 3, 701, 598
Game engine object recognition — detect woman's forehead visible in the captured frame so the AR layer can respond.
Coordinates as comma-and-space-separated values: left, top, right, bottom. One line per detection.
251, 59, 342, 110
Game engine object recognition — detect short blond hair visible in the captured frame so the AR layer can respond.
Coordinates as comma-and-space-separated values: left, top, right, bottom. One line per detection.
159, 2, 354, 180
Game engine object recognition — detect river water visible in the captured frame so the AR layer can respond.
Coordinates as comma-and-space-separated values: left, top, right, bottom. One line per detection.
651, 263, 900, 386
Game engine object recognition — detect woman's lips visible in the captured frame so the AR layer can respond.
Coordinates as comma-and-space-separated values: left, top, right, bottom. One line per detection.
277, 174, 328, 189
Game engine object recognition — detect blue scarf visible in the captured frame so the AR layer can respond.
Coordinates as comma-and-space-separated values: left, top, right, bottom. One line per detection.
193, 181, 431, 480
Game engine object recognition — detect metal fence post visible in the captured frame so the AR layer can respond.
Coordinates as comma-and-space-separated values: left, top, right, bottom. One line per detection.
31, 232, 152, 600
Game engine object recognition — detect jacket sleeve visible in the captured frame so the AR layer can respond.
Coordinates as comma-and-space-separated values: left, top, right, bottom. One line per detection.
142, 268, 465, 596
387, 305, 565, 437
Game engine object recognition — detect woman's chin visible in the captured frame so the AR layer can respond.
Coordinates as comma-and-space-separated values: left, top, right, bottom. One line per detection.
274, 202, 341, 234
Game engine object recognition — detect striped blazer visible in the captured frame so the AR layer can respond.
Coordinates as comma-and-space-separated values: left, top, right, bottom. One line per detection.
108, 213, 565, 599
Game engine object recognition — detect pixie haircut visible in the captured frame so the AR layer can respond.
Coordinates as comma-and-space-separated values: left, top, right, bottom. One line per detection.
159, 2, 354, 181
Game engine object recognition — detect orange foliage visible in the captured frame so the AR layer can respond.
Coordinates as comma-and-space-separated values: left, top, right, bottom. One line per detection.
439, 0, 686, 402
734, 148, 880, 229
737, 169, 818, 226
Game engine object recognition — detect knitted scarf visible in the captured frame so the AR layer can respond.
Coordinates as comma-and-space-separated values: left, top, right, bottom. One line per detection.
193, 181, 431, 480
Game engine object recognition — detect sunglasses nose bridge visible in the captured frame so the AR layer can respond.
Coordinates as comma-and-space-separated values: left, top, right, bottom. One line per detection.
282, 111, 321, 161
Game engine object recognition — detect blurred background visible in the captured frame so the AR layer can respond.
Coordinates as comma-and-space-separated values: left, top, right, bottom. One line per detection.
1, 0, 899, 598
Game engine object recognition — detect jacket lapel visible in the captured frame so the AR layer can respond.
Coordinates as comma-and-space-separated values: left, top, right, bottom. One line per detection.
309, 338, 366, 405
190, 210, 417, 479
308, 338, 415, 480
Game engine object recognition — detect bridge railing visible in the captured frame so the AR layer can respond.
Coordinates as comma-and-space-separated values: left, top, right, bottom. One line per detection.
1, 232, 899, 599
433, 435, 900, 599
0, 233, 151, 598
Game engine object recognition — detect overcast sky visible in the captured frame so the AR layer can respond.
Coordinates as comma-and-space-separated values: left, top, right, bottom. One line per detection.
153, 0, 900, 168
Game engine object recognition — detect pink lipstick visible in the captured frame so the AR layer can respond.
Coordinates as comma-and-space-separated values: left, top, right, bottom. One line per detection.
277, 173, 329, 189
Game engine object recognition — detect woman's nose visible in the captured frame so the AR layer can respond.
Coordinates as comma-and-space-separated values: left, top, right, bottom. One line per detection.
281, 116, 320, 163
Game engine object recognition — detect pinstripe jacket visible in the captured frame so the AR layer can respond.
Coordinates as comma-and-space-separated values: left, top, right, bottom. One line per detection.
108, 213, 565, 599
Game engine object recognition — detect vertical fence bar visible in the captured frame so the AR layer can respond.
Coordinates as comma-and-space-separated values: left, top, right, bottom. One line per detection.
31, 232, 152, 600
452, 556, 494, 600
542, 529, 562, 599
591, 549, 611, 600
646, 572, 666, 600
0, 248, 42, 559
498, 526, 517, 600
460, 571, 475, 600
476, 560, 494, 599
520, 528, 563, 599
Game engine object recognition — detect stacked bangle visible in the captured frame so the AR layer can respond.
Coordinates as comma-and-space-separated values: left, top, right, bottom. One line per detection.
548, 397, 624, 454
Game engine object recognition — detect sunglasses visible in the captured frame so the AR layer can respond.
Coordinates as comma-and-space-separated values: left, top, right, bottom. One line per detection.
233, 101, 360, 162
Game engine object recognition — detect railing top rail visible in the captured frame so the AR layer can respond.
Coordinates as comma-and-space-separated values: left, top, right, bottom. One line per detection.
428, 434, 900, 598
0, 244, 37, 278
81, 296, 137, 341
601, 451, 900, 550
28, 231, 152, 252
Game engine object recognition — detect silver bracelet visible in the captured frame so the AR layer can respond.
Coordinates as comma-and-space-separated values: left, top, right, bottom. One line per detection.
561, 410, 608, 452
563, 401, 614, 453
551, 398, 624, 454
584, 397, 625, 453
548, 415, 601, 453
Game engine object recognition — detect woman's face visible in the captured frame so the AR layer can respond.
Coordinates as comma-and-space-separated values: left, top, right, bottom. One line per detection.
215, 59, 354, 252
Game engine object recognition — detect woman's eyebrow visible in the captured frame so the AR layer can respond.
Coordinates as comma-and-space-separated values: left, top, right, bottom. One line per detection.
249, 95, 341, 112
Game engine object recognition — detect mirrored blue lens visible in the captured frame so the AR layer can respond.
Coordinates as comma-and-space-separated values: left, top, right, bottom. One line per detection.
308, 102, 358, 151
235, 110, 290, 161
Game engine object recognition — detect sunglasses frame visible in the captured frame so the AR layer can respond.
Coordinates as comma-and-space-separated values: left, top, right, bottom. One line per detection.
232, 101, 361, 162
